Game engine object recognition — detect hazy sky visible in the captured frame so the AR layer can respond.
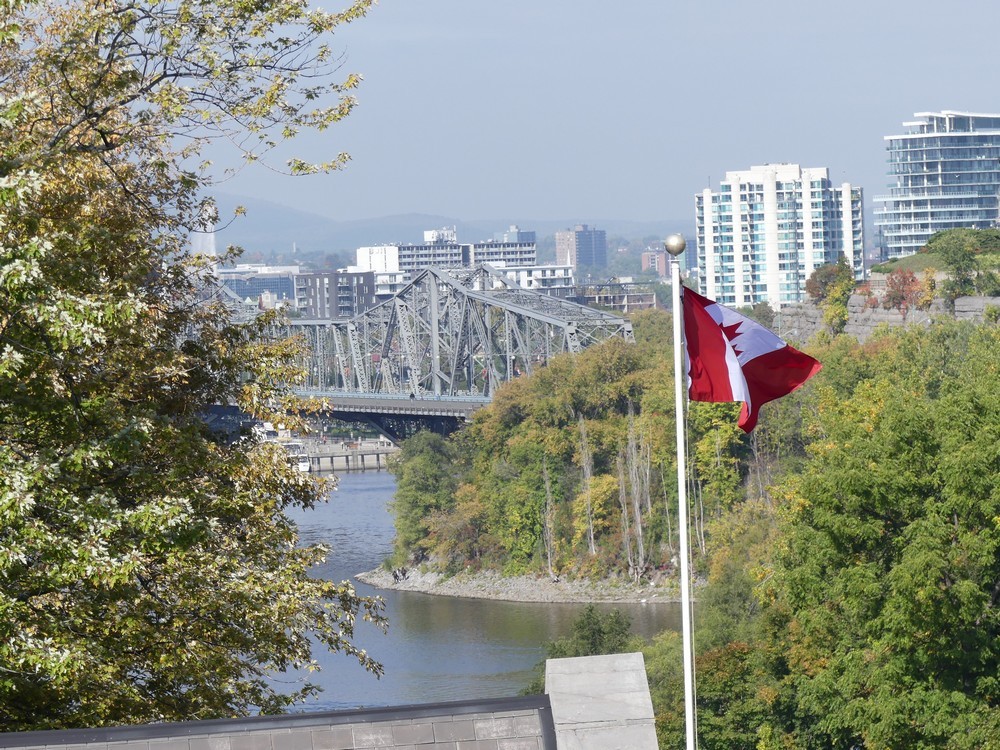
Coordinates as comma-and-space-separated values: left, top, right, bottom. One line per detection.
217, 0, 1000, 225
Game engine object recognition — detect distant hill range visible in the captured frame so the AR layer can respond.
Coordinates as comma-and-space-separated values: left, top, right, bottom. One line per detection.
211, 193, 694, 258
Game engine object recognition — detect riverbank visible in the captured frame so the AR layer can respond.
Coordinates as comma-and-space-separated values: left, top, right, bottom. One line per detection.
355, 567, 680, 603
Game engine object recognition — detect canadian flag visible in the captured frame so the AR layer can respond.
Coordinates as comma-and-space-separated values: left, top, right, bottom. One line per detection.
682, 287, 822, 433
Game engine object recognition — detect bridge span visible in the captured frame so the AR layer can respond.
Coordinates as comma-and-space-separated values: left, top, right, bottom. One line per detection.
294, 391, 490, 442
286, 266, 634, 440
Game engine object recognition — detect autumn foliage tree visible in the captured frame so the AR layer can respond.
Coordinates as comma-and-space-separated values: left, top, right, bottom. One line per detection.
0, 0, 383, 730
805, 257, 855, 333
881, 267, 923, 318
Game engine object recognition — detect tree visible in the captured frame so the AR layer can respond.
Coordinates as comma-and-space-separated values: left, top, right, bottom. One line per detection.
389, 431, 460, 564
805, 258, 853, 303
523, 605, 642, 694
805, 258, 855, 333
0, 0, 383, 730
737, 301, 776, 330
926, 228, 1000, 302
758, 322, 1000, 748
881, 267, 923, 319
928, 229, 979, 302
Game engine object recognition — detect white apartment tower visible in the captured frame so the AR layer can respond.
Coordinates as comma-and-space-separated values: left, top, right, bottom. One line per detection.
875, 111, 1000, 259
695, 164, 864, 309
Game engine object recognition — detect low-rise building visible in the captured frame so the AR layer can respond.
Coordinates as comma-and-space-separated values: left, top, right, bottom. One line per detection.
491, 263, 576, 298
355, 227, 537, 279
573, 278, 660, 313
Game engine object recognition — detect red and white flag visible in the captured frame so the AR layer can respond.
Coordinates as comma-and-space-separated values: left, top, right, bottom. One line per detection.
682, 287, 822, 433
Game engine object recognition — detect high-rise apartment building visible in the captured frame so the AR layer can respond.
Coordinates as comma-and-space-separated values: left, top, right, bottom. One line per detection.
555, 225, 607, 270
695, 164, 863, 309
875, 111, 1000, 259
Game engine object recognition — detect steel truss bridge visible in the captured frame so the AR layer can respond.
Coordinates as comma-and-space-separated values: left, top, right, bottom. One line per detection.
285, 266, 634, 441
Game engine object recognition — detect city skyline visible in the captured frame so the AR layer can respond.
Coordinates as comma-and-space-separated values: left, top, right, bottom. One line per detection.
210, 1, 1000, 227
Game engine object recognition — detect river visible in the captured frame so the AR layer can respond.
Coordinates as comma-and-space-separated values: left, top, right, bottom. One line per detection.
282, 471, 681, 711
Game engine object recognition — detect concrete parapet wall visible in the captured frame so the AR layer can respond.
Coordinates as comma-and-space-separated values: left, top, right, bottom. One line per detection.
841, 296, 948, 342
545, 652, 657, 750
0, 697, 556, 750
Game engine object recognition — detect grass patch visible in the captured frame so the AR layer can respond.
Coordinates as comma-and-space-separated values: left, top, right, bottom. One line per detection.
871, 253, 944, 274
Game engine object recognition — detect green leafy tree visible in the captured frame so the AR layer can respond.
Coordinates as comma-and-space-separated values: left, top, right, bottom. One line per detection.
0, 0, 383, 730
928, 229, 979, 302
805, 258, 852, 303
758, 322, 1000, 748
388, 431, 460, 564
737, 301, 776, 329
925, 228, 1000, 302
806, 258, 855, 333
523, 605, 642, 694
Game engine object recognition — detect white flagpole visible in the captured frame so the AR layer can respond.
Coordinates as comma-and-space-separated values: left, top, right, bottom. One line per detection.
665, 233, 696, 750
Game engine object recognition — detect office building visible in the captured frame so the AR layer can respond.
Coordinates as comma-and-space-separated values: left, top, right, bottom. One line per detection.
215, 264, 298, 307
296, 270, 377, 319
695, 164, 864, 309
555, 225, 608, 270
875, 110, 1000, 259
355, 227, 536, 278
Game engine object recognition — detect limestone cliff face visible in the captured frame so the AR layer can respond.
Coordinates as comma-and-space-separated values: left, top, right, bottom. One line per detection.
775, 295, 1000, 344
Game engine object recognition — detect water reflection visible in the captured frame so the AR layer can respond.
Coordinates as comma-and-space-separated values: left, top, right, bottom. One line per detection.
284, 471, 680, 711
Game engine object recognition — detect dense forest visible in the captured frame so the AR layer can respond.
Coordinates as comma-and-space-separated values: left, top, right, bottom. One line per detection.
390, 305, 1000, 748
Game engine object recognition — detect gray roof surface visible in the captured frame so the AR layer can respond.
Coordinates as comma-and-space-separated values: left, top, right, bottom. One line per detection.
0, 696, 556, 750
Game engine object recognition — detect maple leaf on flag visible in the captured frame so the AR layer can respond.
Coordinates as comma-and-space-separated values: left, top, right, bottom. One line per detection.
682, 287, 821, 432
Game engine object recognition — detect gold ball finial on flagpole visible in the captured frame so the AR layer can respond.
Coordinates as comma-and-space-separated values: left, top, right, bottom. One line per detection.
664, 234, 686, 257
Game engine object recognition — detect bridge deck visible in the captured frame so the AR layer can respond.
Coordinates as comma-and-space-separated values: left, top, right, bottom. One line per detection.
295, 390, 491, 420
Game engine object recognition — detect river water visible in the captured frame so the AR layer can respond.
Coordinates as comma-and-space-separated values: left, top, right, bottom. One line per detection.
282, 471, 681, 711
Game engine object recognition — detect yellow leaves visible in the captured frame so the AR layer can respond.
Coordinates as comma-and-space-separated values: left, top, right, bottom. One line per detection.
786, 489, 811, 515
5, 0, 373, 180
572, 473, 616, 547
757, 684, 779, 707
784, 619, 830, 677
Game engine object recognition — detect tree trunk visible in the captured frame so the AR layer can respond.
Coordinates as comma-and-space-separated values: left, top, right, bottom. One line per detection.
616, 452, 635, 581
577, 414, 596, 556
542, 459, 556, 579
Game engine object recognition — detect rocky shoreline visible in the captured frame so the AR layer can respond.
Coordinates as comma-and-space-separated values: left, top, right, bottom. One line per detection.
355, 567, 679, 604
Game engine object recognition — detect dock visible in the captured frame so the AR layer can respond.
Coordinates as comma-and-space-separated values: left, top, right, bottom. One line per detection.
305, 438, 399, 472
